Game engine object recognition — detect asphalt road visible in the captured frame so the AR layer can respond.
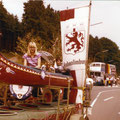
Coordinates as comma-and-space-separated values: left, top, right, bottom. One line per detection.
88, 85, 120, 120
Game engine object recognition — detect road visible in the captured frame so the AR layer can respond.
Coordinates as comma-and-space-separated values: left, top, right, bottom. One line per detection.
88, 85, 120, 120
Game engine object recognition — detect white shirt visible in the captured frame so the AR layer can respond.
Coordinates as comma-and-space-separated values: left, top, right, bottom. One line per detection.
86, 78, 93, 85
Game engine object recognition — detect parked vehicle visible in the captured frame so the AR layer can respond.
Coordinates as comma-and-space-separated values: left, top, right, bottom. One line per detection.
89, 62, 116, 86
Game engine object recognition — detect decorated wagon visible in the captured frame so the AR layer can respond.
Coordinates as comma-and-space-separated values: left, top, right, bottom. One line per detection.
0, 2, 92, 120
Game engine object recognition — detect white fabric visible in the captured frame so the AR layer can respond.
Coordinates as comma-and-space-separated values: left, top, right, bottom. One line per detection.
75, 89, 83, 104
60, 6, 89, 87
54, 61, 58, 69
86, 78, 93, 85
60, 6, 90, 104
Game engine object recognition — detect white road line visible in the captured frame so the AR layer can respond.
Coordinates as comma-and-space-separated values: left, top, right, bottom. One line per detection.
104, 96, 114, 101
90, 92, 101, 107
90, 89, 120, 108
104, 85, 118, 88
118, 112, 120, 115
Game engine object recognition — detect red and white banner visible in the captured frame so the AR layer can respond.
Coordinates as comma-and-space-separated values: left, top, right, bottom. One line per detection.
60, 6, 90, 88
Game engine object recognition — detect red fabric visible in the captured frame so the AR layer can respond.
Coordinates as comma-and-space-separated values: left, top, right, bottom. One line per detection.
70, 70, 77, 86
69, 88, 77, 104
60, 9, 74, 21
69, 70, 77, 103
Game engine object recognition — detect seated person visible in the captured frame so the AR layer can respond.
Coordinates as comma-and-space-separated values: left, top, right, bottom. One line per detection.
46, 62, 55, 72
23, 41, 41, 97
54, 58, 70, 75
23, 41, 41, 68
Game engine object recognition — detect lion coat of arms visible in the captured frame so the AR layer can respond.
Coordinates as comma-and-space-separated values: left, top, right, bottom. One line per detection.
65, 28, 85, 54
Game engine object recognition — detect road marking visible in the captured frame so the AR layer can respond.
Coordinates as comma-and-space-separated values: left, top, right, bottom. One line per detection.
90, 92, 101, 107
118, 112, 120, 115
88, 88, 120, 115
104, 85, 118, 88
104, 96, 114, 101
90, 89, 120, 108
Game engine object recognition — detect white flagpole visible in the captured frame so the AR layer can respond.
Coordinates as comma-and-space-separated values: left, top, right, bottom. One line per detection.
84, 0, 92, 85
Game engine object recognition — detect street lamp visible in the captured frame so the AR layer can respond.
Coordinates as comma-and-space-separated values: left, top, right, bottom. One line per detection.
90, 22, 103, 26
94, 50, 108, 62
108, 60, 113, 63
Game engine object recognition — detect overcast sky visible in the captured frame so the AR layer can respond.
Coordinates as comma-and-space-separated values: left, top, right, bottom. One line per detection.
2, 0, 120, 49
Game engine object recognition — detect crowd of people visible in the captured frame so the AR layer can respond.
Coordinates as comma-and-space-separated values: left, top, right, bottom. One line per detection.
104, 76, 118, 87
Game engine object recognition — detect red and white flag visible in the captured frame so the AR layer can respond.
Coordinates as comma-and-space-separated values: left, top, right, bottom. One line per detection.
60, 6, 90, 87
60, 6, 90, 104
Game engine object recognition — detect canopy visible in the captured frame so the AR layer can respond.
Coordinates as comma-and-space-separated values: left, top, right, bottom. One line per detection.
39, 51, 54, 64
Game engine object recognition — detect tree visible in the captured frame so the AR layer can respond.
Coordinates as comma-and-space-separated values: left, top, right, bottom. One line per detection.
88, 35, 120, 75
99, 37, 120, 75
16, 32, 43, 54
22, 0, 60, 49
88, 35, 102, 61
0, 1, 22, 51
99, 37, 119, 63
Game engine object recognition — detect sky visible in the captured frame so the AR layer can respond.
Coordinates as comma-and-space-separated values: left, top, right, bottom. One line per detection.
1, 0, 120, 49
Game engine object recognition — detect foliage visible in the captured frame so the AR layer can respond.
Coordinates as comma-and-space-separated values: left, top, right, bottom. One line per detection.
89, 36, 120, 63
1, 0, 120, 75
89, 35, 102, 61
0, 1, 22, 51
99, 37, 120, 75
89, 35, 120, 75
99, 37, 119, 62
49, 35, 62, 59
0, 0, 61, 58
16, 32, 43, 54
22, 0, 60, 49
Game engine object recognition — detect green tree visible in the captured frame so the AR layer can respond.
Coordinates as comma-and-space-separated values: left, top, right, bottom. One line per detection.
88, 35, 120, 75
99, 37, 119, 63
88, 35, 102, 61
16, 32, 43, 54
99, 37, 120, 75
0, 1, 22, 51
22, 0, 60, 49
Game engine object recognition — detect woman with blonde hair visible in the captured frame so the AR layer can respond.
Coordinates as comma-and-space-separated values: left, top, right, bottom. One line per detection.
23, 42, 41, 97
23, 42, 41, 68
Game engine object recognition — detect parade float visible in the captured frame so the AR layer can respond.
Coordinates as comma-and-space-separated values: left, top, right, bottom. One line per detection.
0, 2, 92, 120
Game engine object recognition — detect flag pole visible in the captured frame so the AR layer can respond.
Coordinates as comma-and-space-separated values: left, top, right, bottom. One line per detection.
84, 0, 92, 85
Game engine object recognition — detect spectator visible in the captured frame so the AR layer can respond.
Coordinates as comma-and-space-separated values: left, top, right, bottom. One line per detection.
106, 76, 109, 86
110, 76, 114, 87
85, 76, 93, 100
